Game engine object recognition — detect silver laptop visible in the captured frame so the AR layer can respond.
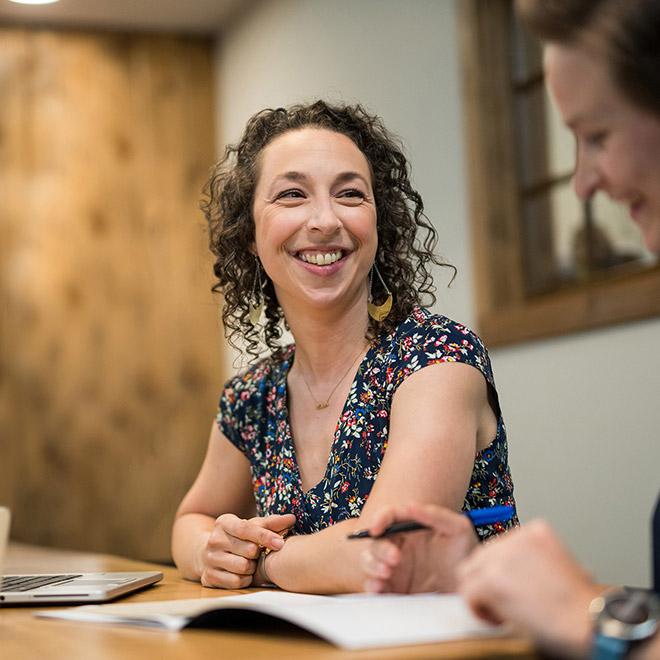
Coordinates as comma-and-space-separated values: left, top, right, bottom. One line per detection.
0, 507, 162, 605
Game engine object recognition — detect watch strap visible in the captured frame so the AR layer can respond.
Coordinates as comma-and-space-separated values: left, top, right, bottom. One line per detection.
592, 633, 630, 660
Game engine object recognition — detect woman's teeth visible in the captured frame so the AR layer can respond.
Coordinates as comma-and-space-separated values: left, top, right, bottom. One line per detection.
298, 251, 343, 266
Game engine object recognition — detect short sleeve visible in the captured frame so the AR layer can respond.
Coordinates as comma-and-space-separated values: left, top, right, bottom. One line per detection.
216, 377, 245, 453
214, 358, 271, 456
389, 311, 501, 418
213, 348, 291, 459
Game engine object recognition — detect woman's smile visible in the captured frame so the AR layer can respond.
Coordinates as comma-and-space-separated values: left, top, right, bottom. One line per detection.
291, 247, 352, 278
296, 249, 345, 266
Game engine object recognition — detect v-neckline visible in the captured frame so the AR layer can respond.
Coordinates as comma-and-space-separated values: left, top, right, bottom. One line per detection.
280, 343, 375, 497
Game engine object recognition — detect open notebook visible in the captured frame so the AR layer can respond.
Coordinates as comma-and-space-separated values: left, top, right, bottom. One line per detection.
35, 590, 505, 650
0, 507, 162, 605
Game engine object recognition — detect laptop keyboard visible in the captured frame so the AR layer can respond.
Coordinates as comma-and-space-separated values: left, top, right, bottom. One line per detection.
1, 574, 82, 592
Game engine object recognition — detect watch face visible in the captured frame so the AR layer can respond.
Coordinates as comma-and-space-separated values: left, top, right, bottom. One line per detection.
596, 589, 660, 642
606, 594, 650, 625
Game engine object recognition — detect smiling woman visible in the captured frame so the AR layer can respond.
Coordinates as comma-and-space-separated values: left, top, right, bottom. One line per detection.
251, 128, 378, 323
170, 101, 518, 594
544, 42, 660, 253
203, 102, 448, 360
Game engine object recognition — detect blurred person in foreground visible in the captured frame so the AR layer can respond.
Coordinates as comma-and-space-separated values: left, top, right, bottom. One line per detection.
360, 1, 660, 657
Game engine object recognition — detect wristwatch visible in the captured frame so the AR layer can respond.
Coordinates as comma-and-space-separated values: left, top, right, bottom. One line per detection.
590, 588, 660, 659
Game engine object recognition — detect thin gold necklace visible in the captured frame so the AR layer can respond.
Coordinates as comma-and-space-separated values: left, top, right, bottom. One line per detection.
299, 346, 366, 411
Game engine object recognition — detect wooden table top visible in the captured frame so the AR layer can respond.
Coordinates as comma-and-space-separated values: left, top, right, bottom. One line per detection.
2, 543, 538, 659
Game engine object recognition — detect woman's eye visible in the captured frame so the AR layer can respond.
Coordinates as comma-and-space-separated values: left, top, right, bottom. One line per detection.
276, 189, 305, 200
338, 189, 365, 201
585, 131, 608, 148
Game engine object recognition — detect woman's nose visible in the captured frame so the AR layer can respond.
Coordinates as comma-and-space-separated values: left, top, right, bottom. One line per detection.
573, 148, 602, 200
307, 201, 341, 234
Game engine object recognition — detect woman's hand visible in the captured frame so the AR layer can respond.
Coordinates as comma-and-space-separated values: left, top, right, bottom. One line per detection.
198, 513, 296, 589
360, 503, 479, 593
457, 519, 600, 657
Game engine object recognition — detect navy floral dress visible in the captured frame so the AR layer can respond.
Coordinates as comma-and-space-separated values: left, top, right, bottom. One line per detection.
218, 306, 518, 541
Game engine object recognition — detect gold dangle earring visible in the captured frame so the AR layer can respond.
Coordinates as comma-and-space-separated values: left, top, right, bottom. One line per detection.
367, 262, 393, 322
248, 259, 264, 327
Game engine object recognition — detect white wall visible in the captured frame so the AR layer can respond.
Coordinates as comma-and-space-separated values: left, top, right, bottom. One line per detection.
496, 319, 660, 587
215, 0, 659, 587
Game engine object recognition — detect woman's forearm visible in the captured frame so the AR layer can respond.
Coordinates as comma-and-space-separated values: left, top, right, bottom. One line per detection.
171, 512, 214, 581
265, 517, 367, 594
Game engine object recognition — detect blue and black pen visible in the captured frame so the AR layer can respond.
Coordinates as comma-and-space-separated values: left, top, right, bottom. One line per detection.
346, 504, 515, 539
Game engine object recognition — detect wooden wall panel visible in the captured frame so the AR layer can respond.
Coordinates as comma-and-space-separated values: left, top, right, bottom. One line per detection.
0, 28, 222, 561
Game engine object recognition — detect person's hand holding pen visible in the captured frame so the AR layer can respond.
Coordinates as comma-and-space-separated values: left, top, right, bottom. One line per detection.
356, 503, 481, 594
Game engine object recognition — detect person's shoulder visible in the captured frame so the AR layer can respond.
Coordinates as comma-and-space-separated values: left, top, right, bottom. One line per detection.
222, 345, 294, 404
217, 346, 293, 449
380, 307, 494, 382
392, 306, 488, 356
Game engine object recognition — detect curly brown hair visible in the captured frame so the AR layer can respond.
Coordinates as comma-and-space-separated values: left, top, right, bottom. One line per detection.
201, 100, 456, 361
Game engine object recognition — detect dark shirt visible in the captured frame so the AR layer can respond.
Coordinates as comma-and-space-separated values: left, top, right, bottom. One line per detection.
653, 492, 659, 594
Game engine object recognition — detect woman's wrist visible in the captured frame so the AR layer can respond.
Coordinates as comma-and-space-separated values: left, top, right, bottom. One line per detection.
253, 526, 295, 588
252, 549, 277, 588
555, 583, 603, 657
194, 530, 211, 580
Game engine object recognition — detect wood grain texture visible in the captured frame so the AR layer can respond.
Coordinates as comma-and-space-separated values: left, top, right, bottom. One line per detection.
0, 28, 222, 561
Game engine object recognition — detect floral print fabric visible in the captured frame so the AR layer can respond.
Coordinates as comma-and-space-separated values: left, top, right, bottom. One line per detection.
218, 306, 518, 540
